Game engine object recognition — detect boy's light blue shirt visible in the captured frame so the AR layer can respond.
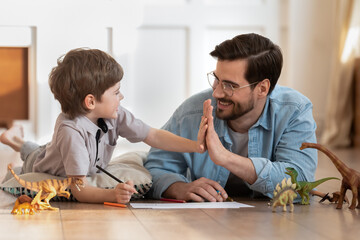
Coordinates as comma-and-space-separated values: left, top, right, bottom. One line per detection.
145, 86, 317, 199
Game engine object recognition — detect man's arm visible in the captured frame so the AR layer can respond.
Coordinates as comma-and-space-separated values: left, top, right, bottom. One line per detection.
202, 98, 317, 198
203, 99, 257, 185
146, 101, 229, 202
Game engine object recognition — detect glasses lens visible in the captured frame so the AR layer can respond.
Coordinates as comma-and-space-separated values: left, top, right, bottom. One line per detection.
208, 72, 217, 88
222, 82, 233, 96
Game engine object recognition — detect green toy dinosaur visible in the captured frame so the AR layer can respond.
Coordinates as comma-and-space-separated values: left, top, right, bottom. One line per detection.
285, 167, 339, 205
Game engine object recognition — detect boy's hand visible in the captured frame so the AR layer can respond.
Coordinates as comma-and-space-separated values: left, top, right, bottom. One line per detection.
196, 105, 209, 153
114, 180, 138, 204
196, 99, 213, 153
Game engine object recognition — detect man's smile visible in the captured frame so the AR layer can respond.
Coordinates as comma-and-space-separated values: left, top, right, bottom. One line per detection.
217, 99, 233, 110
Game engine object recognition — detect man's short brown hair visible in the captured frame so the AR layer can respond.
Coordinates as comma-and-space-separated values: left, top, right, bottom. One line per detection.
210, 33, 283, 94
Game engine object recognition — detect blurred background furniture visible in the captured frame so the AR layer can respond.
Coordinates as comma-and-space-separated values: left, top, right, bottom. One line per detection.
0, 47, 29, 129
353, 58, 360, 147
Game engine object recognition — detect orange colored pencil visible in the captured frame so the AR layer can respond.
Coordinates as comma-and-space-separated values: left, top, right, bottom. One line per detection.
104, 202, 127, 208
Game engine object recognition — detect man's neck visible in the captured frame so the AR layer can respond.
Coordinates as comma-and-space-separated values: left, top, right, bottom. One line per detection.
227, 97, 267, 133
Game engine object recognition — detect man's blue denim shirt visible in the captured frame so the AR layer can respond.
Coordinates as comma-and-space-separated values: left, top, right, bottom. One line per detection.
145, 86, 317, 199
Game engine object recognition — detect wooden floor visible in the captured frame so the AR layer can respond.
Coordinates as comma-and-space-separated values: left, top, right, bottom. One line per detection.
1, 144, 360, 240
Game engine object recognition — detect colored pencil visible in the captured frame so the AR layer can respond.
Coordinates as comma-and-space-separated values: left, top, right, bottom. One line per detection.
104, 202, 127, 208
160, 198, 186, 203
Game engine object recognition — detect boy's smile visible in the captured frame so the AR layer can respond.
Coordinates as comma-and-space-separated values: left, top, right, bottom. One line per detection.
88, 82, 123, 123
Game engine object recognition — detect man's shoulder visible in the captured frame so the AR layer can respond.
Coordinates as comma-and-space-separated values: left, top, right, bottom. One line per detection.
269, 85, 312, 108
174, 88, 213, 117
183, 88, 213, 105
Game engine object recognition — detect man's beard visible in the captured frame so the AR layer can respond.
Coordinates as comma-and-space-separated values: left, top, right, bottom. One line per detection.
215, 96, 255, 121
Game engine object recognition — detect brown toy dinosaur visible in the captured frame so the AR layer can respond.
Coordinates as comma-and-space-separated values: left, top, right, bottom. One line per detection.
300, 142, 360, 210
8, 164, 84, 210
311, 190, 349, 204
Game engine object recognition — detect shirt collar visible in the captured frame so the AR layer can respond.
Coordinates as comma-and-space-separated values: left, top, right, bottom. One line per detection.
77, 115, 114, 137
250, 96, 271, 131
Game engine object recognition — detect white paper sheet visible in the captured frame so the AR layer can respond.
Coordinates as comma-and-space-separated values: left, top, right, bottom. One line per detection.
130, 201, 254, 209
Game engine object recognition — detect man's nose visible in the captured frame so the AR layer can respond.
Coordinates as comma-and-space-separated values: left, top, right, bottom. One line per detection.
212, 83, 226, 98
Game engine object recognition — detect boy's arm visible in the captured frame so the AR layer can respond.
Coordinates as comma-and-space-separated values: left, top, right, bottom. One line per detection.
143, 116, 208, 153
69, 176, 137, 204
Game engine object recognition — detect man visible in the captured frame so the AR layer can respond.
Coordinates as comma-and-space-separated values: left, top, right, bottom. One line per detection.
144, 33, 317, 202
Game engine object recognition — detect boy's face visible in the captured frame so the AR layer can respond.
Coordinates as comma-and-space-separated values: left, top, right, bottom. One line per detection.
94, 81, 123, 119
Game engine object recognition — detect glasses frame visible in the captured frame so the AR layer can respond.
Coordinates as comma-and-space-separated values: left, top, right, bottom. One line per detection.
207, 71, 259, 97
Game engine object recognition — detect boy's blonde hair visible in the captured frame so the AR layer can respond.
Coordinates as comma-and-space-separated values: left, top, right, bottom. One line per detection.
49, 48, 123, 119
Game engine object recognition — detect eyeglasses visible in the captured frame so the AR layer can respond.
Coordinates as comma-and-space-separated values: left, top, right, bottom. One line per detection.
207, 71, 259, 97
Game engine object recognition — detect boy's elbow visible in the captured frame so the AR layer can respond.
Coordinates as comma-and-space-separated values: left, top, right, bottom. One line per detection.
144, 128, 158, 146
70, 185, 88, 203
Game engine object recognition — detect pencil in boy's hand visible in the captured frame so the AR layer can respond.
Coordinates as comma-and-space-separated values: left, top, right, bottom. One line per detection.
96, 165, 123, 183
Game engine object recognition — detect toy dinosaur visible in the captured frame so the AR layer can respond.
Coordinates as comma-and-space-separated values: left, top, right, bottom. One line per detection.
271, 178, 298, 212
310, 190, 349, 204
285, 167, 339, 205
8, 164, 84, 210
11, 195, 40, 215
300, 142, 360, 210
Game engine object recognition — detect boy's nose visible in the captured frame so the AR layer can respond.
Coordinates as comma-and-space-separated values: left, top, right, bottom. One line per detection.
119, 93, 124, 101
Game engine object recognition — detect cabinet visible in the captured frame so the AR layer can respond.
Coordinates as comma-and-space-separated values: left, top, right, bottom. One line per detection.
0, 47, 28, 128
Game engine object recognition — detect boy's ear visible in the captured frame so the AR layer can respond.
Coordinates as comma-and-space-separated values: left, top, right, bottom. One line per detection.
84, 94, 96, 110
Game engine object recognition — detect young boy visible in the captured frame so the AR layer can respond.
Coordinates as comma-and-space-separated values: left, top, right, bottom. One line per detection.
0, 48, 208, 204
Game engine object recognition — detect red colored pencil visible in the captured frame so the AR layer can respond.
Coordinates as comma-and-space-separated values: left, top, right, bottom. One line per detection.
104, 202, 127, 208
160, 198, 186, 203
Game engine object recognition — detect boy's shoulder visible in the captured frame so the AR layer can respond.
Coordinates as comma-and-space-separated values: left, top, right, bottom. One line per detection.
55, 113, 95, 135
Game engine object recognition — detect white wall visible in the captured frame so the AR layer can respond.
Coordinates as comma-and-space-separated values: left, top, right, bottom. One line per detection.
130, 0, 286, 130
0, 0, 337, 148
0, 0, 143, 143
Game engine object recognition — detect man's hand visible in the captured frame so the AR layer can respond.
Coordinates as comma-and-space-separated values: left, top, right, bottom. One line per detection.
202, 99, 257, 185
163, 178, 228, 202
203, 99, 229, 166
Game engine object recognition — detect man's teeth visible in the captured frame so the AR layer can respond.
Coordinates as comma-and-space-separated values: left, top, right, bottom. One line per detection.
219, 101, 231, 106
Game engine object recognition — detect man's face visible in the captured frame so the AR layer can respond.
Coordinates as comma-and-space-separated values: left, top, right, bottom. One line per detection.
212, 59, 256, 121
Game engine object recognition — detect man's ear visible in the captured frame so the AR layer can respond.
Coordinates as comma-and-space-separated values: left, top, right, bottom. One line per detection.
257, 79, 270, 97
84, 94, 96, 110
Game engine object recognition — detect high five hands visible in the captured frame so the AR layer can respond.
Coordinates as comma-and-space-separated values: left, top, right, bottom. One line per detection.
202, 99, 229, 166
164, 99, 229, 202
